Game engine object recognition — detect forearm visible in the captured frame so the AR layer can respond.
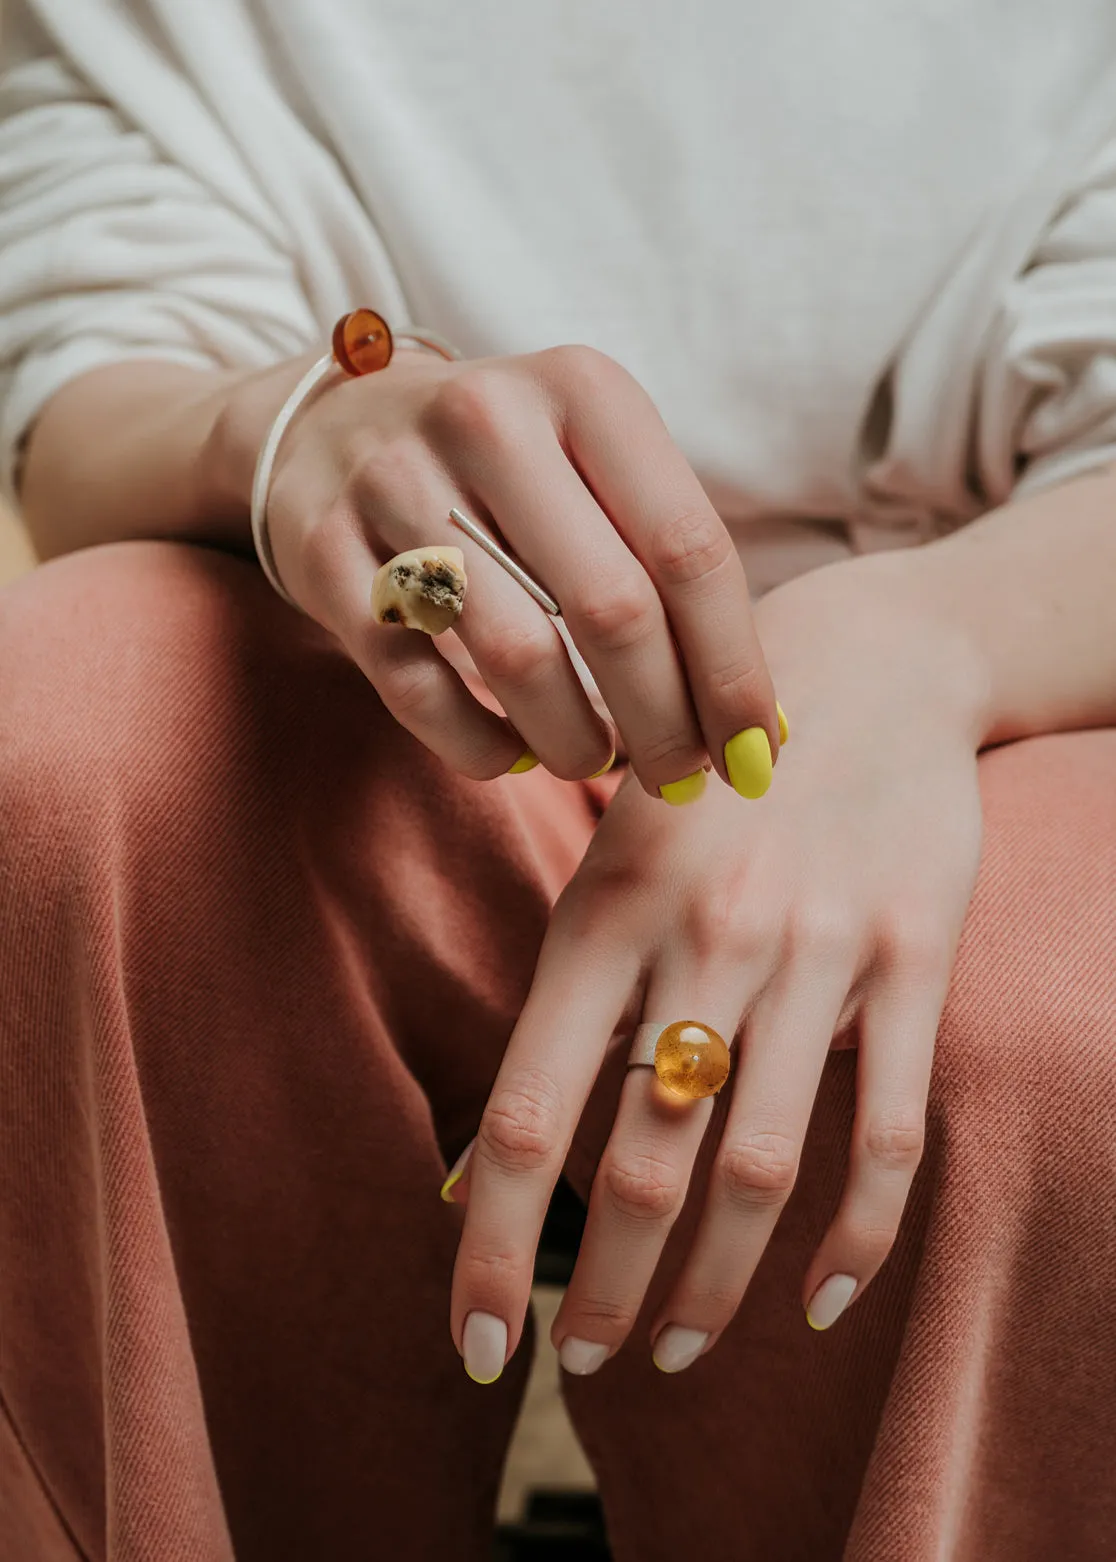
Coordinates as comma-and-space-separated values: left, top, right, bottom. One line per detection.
912, 465, 1116, 746
18, 354, 315, 560
757, 464, 1116, 754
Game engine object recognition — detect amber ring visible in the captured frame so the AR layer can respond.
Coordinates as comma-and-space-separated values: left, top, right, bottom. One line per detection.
629, 1021, 734, 1101
250, 308, 462, 611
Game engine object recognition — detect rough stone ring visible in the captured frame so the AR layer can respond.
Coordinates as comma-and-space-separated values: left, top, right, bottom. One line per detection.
369, 507, 563, 636
628, 1021, 733, 1100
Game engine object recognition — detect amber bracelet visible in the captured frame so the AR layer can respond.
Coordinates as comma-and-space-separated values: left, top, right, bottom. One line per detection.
249, 309, 462, 610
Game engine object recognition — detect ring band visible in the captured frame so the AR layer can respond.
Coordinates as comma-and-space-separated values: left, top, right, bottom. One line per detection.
448, 507, 561, 616
628, 1020, 733, 1100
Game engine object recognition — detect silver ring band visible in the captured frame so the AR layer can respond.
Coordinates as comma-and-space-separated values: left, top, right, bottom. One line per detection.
448, 507, 561, 616
628, 1022, 669, 1068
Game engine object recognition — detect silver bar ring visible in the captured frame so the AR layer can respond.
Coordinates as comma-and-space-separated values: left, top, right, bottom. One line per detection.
448, 506, 561, 617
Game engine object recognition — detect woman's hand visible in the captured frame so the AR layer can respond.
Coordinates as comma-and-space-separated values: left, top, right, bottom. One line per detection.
445, 553, 990, 1381
241, 344, 781, 800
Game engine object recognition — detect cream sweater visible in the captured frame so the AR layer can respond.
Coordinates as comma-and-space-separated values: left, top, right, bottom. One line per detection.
3, 1, 1116, 589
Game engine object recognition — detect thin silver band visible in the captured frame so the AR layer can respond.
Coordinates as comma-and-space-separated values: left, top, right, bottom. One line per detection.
250, 332, 463, 611
448, 507, 561, 616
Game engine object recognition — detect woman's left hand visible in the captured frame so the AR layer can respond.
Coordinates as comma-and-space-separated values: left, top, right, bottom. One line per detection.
447, 553, 990, 1380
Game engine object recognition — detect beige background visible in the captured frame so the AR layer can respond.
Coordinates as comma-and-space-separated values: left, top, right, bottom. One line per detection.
0, 501, 35, 585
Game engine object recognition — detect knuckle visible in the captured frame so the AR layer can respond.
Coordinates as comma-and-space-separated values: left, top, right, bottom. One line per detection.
569, 578, 659, 653
680, 1276, 742, 1321
564, 1295, 636, 1336
702, 655, 764, 711
554, 860, 647, 942
648, 509, 735, 587
848, 1221, 900, 1264
455, 733, 523, 783
637, 728, 705, 775
859, 1116, 925, 1171
480, 1068, 564, 1173
717, 1131, 800, 1208
537, 342, 622, 387
425, 370, 514, 446
878, 908, 951, 977
684, 874, 764, 962
601, 1148, 684, 1223
458, 1244, 527, 1296
474, 627, 556, 689
784, 899, 852, 966
350, 441, 413, 501
375, 656, 442, 718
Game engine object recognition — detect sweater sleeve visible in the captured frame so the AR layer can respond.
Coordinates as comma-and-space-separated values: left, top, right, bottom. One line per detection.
0, 3, 319, 502
976, 133, 1116, 504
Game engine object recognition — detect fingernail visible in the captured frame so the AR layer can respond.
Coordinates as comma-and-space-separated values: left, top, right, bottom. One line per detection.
587, 751, 616, 779
440, 1138, 476, 1203
508, 750, 539, 774
724, 727, 773, 799
462, 1311, 507, 1383
806, 1274, 857, 1331
558, 1336, 610, 1376
652, 1325, 709, 1373
777, 702, 789, 746
659, 769, 707, 806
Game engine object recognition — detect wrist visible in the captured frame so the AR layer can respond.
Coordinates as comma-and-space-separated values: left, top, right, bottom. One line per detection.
199, 353, 321, 524
753, 550, 995, 753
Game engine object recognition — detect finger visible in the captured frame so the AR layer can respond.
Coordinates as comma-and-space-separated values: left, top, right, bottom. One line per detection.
309, 517, 533, 778
551, 964, 753, 1375
647, 947, 853, 1370
449, 910, 643, 1382
456, 401, 711, 801
415, 372, 650, 779
553, 346, 783, 796
362, 447, 613, 780
800, 951, 946, 1332
445, 505, 617, 781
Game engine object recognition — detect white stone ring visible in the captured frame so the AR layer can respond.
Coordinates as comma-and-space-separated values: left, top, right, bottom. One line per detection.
369, 509, 562, 637
628, 1021, 734, 1100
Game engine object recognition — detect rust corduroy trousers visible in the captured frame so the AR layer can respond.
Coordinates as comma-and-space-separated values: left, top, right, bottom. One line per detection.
1, 541, 1114, 1561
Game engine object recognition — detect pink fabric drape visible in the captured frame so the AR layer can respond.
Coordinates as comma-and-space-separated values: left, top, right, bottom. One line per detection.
1, 540, 1113, 1560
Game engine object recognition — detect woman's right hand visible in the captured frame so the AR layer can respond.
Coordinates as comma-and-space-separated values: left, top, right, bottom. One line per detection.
237, 342, 783, 801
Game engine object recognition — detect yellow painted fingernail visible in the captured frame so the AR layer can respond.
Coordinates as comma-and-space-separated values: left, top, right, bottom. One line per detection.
439, 1138, 476, 1203
507, 749, 539, 774
724, 727, 773, 799
587, 751, 616, 779
777, 702, 789, 746
659, 769, 707, 806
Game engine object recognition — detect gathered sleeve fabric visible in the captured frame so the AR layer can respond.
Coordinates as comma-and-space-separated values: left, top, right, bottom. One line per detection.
0, 1, 332, 502
978, 132, 1116, 504
850, 57, 1116, 548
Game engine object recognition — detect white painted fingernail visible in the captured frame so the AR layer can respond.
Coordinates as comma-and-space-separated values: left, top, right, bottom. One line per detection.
652, 1325, 709, 1373
462, 1311, 507, 1383
558, 1337, 610, 1376
806, 1274, 857, 1330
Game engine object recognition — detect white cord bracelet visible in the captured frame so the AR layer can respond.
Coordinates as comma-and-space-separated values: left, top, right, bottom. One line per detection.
248, 311, 462, 610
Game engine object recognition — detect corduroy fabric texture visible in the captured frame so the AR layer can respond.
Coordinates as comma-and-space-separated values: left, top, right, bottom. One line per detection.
0, 540, 1113, 1560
